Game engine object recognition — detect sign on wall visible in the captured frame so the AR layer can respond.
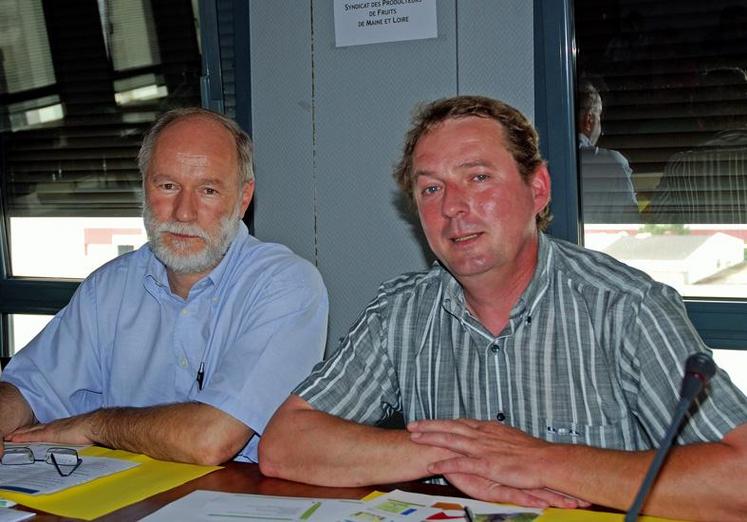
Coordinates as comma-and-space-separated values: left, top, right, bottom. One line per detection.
333, 0, 437, 47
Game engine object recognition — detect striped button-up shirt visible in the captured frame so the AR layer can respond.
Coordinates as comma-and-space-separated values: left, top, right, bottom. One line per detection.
296, 233, 747, 450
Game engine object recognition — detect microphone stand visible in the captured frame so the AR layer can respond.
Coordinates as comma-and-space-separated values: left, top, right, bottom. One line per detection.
624, 353, 715, 522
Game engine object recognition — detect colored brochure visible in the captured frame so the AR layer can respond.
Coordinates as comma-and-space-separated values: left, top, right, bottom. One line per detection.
362, 490, 542, 521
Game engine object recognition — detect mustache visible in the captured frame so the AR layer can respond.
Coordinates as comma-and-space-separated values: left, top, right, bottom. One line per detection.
152, 220, 211, 242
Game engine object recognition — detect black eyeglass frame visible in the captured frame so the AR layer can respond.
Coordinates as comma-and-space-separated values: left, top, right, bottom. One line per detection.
1, 446, 82, 477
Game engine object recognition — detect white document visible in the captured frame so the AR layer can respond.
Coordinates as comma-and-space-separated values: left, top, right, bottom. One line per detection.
142, 489, 542, 522
0, 509, 35, 522
0, 453, 138, 495
333, 0, 437, 47
142, 490, 365, 521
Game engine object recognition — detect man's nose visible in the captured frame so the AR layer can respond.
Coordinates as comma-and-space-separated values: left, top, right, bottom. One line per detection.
442, 185, 469, 218
174, 191, 197, 222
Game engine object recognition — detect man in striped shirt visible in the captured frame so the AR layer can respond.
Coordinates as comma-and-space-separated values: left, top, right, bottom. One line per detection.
260, 96, 747, 520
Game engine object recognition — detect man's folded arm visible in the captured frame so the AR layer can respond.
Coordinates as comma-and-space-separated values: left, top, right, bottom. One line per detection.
7, 401, 253, 465
539, 422, 747, 521
258, 394, 454, 486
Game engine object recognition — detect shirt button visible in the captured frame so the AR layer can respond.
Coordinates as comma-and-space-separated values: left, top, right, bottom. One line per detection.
490, 344, 500, 353
179, 357, 188, 368
181, 308, 189, 316
496, 412, 506, 422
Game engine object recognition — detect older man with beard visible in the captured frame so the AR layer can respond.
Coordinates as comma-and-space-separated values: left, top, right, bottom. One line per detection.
0, 108, 328, 465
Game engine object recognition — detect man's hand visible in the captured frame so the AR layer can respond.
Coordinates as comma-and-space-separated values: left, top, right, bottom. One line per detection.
443, 472, 583, 509
0, 382, 37, 459
408, 418, 590, 509
6, 414, 96, 446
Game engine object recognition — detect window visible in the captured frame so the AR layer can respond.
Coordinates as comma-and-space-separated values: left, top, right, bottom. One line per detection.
564, 0, 747, 392
575, 0, 747, 302
1, 0, 203, 355
8, 314, 54, 356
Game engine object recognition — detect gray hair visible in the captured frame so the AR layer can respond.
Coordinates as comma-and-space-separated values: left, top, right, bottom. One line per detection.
577, 80, 602, 119
138, 107, 254, 184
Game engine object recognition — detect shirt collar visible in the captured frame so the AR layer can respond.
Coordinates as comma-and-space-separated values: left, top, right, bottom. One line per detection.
516, 232, 552, 319
439, 232, 553, 323
144, 221, 249, 295
204, 221, 249, 288
578, 133, 594, 149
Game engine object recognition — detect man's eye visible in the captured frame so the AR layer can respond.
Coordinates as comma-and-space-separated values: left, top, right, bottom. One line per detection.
203, 187, 217, 195
421, 185, 440, 195
161, 183, 176, 190
473, 174, 489, 182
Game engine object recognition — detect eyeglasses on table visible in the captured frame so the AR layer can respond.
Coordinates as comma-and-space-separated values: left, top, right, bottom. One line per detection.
1, 446, 82, 477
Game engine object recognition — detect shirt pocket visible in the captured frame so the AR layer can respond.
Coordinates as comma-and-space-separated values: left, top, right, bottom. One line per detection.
542, 417, 631, 449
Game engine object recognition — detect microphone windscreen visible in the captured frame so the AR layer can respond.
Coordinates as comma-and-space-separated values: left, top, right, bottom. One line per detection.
685, 353, 716, 383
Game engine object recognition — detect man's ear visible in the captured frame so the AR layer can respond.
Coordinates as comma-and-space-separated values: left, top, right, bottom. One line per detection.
239, 180, 255, 216
530, 164, 551, 214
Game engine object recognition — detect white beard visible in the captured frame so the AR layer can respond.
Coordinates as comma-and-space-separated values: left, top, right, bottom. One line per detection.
143, 202, 241, 274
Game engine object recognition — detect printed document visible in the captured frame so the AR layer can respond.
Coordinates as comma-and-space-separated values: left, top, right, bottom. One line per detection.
0, 444, 138, 495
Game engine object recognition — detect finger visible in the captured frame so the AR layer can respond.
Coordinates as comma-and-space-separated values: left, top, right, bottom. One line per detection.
522, 487, 588, 509
407, 419, 479, 435
410, 431, 483, 456
542, 488, 592, 508
445, 473, 550, 509
7, 429, 49, 443
9, 424, 45, 434
428, 456, 485, 476
440, 463, 584, 509
7, 424, 47, 438
453, 418, 484, 429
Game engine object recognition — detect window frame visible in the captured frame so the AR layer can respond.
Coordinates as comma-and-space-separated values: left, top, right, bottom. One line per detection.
0, 0, 236, 357
533, 0, 747, 349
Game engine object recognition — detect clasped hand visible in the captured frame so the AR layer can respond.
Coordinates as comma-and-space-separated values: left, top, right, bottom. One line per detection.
408, 418, 589, 509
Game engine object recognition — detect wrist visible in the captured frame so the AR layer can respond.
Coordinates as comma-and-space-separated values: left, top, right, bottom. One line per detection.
536, 441, 565, 489
85, 409, 107, 445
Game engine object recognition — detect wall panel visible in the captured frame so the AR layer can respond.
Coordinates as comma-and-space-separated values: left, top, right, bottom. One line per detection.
251, 1, 535, 353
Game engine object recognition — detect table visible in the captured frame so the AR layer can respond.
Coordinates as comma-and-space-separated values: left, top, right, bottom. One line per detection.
19, 462, 466, 521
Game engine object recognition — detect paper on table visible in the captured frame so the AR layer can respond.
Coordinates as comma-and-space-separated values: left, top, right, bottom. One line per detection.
364, 490, 543, 519
0, 447, 220, 520
141, 490, 366, 521
0, 455, 138, 495
144, 489, 537, 522
0, 509, 35, 522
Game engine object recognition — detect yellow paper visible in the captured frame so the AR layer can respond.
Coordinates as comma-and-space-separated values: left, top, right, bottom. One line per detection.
538, 508, 685, 521
539, 509, 686, 522
0, 446, 221, 520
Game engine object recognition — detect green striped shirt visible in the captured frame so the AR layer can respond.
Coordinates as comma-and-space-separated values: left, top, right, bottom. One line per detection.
296, 233, 747, 449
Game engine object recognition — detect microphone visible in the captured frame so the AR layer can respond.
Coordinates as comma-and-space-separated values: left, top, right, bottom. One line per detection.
625, 353, 716, 522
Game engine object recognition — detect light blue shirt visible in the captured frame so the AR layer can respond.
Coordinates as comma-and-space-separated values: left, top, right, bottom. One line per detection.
2, 223, 328, 461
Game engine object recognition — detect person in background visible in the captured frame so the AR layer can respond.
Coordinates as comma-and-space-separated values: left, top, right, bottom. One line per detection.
0, 107, 328, 465
260, 95, 747, 521
577, 80, 641, 223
